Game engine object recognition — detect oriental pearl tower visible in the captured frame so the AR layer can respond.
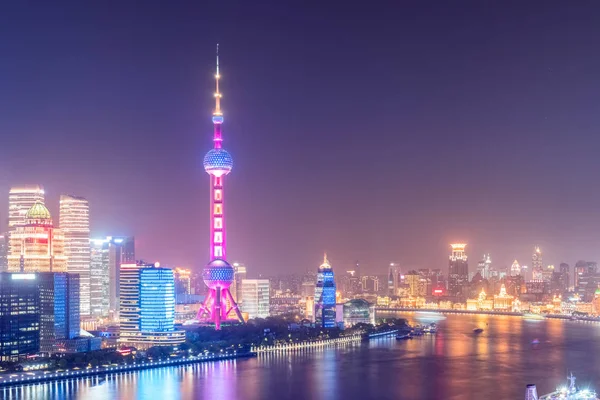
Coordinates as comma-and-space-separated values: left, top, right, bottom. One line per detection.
196, 45, 244, 330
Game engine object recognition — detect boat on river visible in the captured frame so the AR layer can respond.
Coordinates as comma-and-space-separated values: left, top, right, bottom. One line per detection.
525, 374, 599, 399
396, 333, 412, 340
522, 313, 545, 321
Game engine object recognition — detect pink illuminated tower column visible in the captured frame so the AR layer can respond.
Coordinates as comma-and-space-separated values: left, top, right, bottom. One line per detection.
196, 45, 244, 330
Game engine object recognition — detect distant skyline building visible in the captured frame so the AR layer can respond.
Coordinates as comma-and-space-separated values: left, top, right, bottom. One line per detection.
59, 195, 91, 317
196, 46, 244, 330
241, 279, 270, 319
559, 263, 570, 290
0, 234, 7, 272
8, 185, 45, 231
477, 254, 491, 279
511, 259, 521, 276
232, 262, 247, 304
90, 238, 110, 318
173, 267, 192, 296
118, 262, 185, 348
314, 254, 336, 328
89, 236, 135, 319
532, 247, 543, 281
7, 202, 67, 273
448, 243, 468, 298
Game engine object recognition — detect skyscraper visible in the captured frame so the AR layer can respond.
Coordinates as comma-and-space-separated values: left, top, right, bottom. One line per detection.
448, 243, 468, 298
90, 236, 135, 319
118, 262, 185, 348
59, 195, 91, 317
559, 263, 570, 290
241, 279, 270, 319
0, 234, 7, 272
510, 259, 521, 276
39, 272, 80, 353
195, 46, 244, 330
0, 272, 40, 361
7, 202, 67, 273
90, 238, 110, 318
314, 254, 336, 328
532, 247, 543, 281
477, 254, 491, 279
8, 185, 45, 231
173, 267, 192, 296
232, 262, 247, 303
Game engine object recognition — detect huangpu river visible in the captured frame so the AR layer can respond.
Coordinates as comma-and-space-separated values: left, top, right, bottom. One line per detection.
4, 313, 600, 400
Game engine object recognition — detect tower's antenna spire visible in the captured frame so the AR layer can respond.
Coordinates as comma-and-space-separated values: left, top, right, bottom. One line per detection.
214, 44, 222, 116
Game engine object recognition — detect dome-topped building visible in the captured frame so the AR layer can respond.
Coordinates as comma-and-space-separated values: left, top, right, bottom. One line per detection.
26, 201, 52, 222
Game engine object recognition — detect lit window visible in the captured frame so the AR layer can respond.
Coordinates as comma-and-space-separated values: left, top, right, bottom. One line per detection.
214, 246, 223, 257
214, 218, 222, 229
214, 232, 222, 243
214, 204, 222, 215
214, 190, 222, 201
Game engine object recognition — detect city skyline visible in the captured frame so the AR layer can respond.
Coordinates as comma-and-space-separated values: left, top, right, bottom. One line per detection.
2, 3, 600, 274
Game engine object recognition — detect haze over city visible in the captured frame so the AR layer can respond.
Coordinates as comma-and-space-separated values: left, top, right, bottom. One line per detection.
1, 2, 599, 274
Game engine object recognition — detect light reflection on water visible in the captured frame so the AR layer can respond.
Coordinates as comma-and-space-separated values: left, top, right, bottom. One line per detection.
3, 314, 600, 400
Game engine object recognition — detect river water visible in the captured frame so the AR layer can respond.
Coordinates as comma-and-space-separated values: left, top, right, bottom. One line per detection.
3, 313, 600, 400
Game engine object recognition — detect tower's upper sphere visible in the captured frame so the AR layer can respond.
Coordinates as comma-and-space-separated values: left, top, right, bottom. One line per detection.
202, 259, 235, 289
203, 148, 233, 177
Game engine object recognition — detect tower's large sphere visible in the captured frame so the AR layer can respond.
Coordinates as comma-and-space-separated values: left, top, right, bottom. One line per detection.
203, 148, 233, 177
203, 259, 235, 289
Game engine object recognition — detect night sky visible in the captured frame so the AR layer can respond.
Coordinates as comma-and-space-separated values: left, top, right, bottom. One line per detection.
1, 2, 600, 275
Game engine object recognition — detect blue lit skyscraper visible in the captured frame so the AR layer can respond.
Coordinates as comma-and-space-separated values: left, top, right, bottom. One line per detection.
314, 254, 336, 328
119, 262, 184, 348
140, 268, 176, 332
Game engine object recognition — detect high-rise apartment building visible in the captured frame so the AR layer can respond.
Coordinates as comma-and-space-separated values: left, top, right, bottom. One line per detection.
7, 203, 67, 273
477, 254, 491, 279
532, 247, 543, 281
8, 185, 45, 231
314, 254, 336, 328
118, 262, 185, 348
448, 243, 468, 298
241, 279, 270, 319
59, 195, 91, 317
0, 272, 41, 361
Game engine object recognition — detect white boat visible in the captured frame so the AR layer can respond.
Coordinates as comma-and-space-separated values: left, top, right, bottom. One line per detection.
423, 323, 438, 334
526, 373, 599, 399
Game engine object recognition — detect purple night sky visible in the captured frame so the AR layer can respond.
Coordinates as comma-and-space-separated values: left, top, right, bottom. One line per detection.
1, 2, 599, 275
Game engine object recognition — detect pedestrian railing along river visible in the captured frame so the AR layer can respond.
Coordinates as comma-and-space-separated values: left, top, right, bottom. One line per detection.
0, 351, 252, 388
252, 334, 362, 353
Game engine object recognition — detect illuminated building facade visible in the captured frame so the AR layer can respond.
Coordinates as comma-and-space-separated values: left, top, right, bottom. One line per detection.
0, 272, 40, 361
8, 185, 45, 232
39, 272, 80, 353
343, 299, 375, 327
510, 259, 521, 276
173, 268, 192, 296
559, 263, 570, 291
493, 284, 514, 310
0, 234, 7, 271
195, 46, 244, 330
232, 262, 247, 303
7, 202, 67, 273
448, 243, 468, 298
118, 262, 185, 348
90, 236, 135, 318
477, 254, 491, 279
90, 239, 110, 317
532, 247, 543, 281
59, 195, 91, 317
241, 279, 270, 319
314, 254, 336, 328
